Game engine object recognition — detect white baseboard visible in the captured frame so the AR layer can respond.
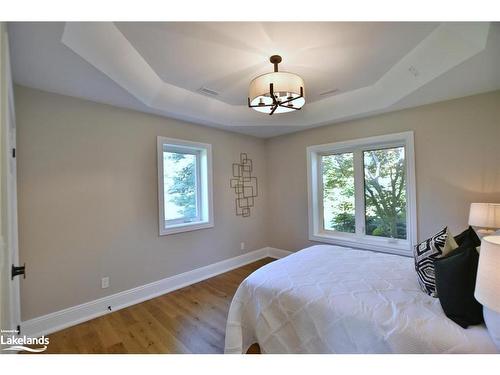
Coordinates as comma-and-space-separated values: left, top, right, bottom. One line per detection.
268, 247, 293, 259
21, 246, 291, 338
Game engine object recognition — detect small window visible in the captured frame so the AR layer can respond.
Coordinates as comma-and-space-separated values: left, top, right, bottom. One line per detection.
308, 132, 416, 255
157, 137, 213, 235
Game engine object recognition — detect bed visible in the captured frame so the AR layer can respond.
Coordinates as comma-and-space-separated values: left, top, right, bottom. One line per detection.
224, 245, 497, 354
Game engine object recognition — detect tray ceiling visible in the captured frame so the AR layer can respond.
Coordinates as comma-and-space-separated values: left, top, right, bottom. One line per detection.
8, 22, 500, 137
115, 22, 438, 105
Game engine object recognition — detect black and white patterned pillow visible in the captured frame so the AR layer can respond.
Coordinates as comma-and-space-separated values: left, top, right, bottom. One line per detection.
413, 227, 452, 297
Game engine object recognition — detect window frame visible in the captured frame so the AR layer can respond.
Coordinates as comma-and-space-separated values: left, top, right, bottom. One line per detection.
157, 136, 214, 236
307, 131, 417, 256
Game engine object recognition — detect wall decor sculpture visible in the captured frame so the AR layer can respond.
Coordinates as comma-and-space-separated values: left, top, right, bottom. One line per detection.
230, 153, 258, 217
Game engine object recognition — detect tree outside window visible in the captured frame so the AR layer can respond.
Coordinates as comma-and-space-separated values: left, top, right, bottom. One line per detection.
322, 146, 406, 239
164, 152, 198, 221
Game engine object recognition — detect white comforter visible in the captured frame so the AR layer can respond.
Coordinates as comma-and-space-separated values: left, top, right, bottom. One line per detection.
224, 245, 497, 354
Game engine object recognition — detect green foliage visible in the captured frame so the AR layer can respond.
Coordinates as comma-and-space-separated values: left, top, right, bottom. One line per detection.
322, 147, 407, 239
332, 211, 355, 233
323, 153, 355, 194
322, 153, 355, 233
167, 152, 197, 219
363, 148, 406, 239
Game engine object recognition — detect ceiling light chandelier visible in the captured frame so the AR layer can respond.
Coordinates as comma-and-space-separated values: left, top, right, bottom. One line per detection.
248, 55, 305, 115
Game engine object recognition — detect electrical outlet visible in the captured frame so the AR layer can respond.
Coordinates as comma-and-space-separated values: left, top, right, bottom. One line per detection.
101, 277, 110, 289
240, 242, 245, 250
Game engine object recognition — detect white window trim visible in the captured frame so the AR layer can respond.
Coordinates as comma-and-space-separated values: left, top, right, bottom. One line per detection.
307, 131, 417, 256
157, 136, 214, 236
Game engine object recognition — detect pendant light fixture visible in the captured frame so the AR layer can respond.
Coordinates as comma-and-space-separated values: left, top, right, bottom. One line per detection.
248, 55, 305, 115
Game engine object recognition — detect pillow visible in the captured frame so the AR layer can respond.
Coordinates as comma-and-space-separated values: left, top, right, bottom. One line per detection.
434, 245, 484, 328
413, 227, 458, 297
454, 226, 481, 248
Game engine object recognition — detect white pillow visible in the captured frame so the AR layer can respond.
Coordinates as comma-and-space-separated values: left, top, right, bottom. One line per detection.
484, 307, 500, 351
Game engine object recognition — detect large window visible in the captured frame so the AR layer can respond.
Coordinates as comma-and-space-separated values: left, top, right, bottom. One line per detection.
308, 132, 416, 255
157, 137, 213, 235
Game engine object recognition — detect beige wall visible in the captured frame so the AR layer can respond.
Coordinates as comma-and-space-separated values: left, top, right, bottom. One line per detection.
265, 90, 500, 252
15, 86, 268, 320
15, 85, 500, 321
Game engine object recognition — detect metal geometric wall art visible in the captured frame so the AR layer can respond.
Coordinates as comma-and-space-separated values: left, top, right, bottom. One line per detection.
230, 153, 258, 217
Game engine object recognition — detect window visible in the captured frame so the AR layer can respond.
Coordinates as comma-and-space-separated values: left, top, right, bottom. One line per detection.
157, 137, 213, 235
307, 132, 416, 255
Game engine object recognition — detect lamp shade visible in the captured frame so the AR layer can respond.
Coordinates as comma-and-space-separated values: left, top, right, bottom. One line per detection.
249, 72, 305, 114
468, 203, 500, 228
475, 235, 500, 312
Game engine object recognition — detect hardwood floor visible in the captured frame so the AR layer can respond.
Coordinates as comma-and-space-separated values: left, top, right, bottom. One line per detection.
41, 258, 273, 354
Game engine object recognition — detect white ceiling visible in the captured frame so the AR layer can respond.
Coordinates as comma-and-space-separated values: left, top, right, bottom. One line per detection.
8, 22, 500, 138
115, 22, 438, 105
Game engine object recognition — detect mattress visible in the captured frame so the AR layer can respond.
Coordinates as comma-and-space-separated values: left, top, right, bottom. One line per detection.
224, 245, 497, 353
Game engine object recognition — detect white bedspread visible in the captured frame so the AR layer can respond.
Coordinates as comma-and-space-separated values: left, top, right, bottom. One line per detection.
224, 245, 497, 353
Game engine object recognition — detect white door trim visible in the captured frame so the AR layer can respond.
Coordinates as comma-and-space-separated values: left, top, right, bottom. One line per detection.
1, 25, 21, 335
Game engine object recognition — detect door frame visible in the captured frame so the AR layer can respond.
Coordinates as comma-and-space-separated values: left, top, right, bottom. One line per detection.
2, 26, 21, 334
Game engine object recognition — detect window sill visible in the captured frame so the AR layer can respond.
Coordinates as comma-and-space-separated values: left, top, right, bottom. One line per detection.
309, 232, 413, 257
160, 221, 214, 236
